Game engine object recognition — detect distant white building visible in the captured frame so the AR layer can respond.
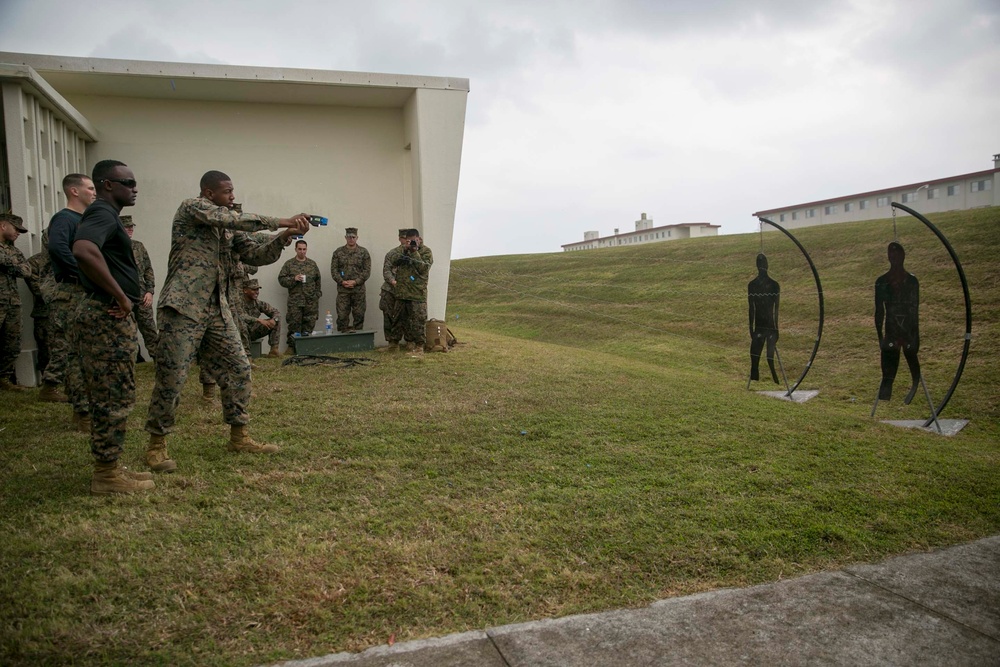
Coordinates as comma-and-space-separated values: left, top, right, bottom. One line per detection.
562, 213, 720, 251
753, 154, 1000, 230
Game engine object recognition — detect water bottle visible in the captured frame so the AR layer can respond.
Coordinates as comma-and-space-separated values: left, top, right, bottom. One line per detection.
325, 311, 333, 334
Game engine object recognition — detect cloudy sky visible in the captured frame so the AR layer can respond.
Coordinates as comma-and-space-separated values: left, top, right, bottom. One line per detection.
1, 0, 997, 258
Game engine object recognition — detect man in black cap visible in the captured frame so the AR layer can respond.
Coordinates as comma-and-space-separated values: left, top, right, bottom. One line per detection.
330, 227, 371, 332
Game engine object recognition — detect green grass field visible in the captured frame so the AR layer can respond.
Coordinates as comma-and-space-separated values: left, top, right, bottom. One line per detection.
1, 207, 997, 666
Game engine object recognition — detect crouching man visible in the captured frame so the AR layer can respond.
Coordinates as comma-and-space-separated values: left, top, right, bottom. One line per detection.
241, 278, 281, 356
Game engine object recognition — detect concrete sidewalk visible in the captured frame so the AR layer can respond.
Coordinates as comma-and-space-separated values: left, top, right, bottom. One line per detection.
271, 535, 1000, 666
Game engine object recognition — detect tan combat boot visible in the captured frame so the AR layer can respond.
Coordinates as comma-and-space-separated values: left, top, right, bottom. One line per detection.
266, 348, 280, 358
72, 412, 91, 433
146, 434, 178, 473
39, 382, 69, 403
0, 378, 27, 391
202, 383, 217, 403
120, 465, 154, 481
228, 425, 279, 454
91, 460, 155, 495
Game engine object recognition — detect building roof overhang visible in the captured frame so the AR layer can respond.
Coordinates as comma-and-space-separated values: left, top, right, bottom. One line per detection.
0, 62, 99, 141
0, 52, 470, 110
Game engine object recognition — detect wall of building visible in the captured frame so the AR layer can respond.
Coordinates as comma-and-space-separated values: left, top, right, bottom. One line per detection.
65, 93, 413, 345
1, 74, 92, 384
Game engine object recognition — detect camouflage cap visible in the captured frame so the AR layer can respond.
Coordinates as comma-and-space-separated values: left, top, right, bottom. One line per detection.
0, 212, 27, 233
120, 215, 135, 227
398, 228, 409, 237
345, 227, 358, 236
244, 278, 261, 290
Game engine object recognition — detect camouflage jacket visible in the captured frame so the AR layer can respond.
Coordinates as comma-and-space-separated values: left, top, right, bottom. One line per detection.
0, 240, 31, 306
157, 197, 280, 322
241, 295, 280, 326
25, 249, 56, 317
223, 231, 288, 323
131, 239, 156, 296
278, 257, 322, 302
330, 245, 371, 292
381, 245, 403, 293
387, 244, 432, 302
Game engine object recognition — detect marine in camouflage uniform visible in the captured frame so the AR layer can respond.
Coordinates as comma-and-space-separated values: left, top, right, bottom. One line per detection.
25, 230, 57, 375
241, 278, 281, 351
0, 213, 32, 389
379, 229, 409, 346
122, 215, 159, 360
144, 171, 308, 470
198, 226, 287, 393
390, 229, 432, 348
329, 227, 371, 332
278, 239, 322, 344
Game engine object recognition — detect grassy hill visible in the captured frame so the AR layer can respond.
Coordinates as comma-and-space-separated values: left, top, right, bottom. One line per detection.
0, 207, 997, 666
447, 207, 999, 425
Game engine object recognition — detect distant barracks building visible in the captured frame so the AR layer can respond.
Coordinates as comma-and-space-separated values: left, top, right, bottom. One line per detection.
754, 154, 999, 230
562, 213, 720, 251
0, 52, 468, 383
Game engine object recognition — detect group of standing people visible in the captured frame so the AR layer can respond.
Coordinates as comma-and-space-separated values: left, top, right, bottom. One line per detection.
0, 164, 436, 496
274, 225, 434, 351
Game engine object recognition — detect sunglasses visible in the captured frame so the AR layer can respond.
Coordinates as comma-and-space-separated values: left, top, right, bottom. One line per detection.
101, 178, 138, 188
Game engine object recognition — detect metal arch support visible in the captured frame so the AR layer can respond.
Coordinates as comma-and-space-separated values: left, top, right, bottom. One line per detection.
890, 202, 972, 426
757, 217, 825, 396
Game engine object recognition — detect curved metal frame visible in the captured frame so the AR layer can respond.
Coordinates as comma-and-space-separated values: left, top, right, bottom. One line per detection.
757, 217, 825, 396
890, 202, 972, 426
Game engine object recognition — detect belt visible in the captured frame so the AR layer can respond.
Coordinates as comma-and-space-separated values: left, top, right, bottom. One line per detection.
85, 292, 116, 306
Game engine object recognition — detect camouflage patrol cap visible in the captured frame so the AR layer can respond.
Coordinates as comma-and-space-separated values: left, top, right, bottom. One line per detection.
398, 228, 409, 237
244, 278, 261, 290
345, 227, 358, 237
0, 212, 27, 233
120, 215, 134, 227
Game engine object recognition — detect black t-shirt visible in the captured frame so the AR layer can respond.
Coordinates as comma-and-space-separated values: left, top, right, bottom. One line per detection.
48, 208, 82, 282
75, 200, 141, 304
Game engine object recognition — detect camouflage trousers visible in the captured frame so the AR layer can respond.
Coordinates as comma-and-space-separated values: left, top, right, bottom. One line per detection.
0, 301, 21, 382
336, 290, 365, 332
379, 289, 401, 344
247, 319, 280, 349
398, 299, 427, 346
200, 303, 245, 384
135, 303, 159, 359
42, 284, 89, 414
285, 297, 318, 345
31, 315, 51, 374
75, 297, 137, 463
147, 306, 252, 436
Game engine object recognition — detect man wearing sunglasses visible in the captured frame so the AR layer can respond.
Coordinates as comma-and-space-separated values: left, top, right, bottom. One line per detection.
71, 160, 152, 494
144, 170, 310, 473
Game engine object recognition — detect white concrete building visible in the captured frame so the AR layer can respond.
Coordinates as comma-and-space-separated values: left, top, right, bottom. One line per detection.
0, 52, 468, 383
562, 213, 719, 251
753, 154, 999, 230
